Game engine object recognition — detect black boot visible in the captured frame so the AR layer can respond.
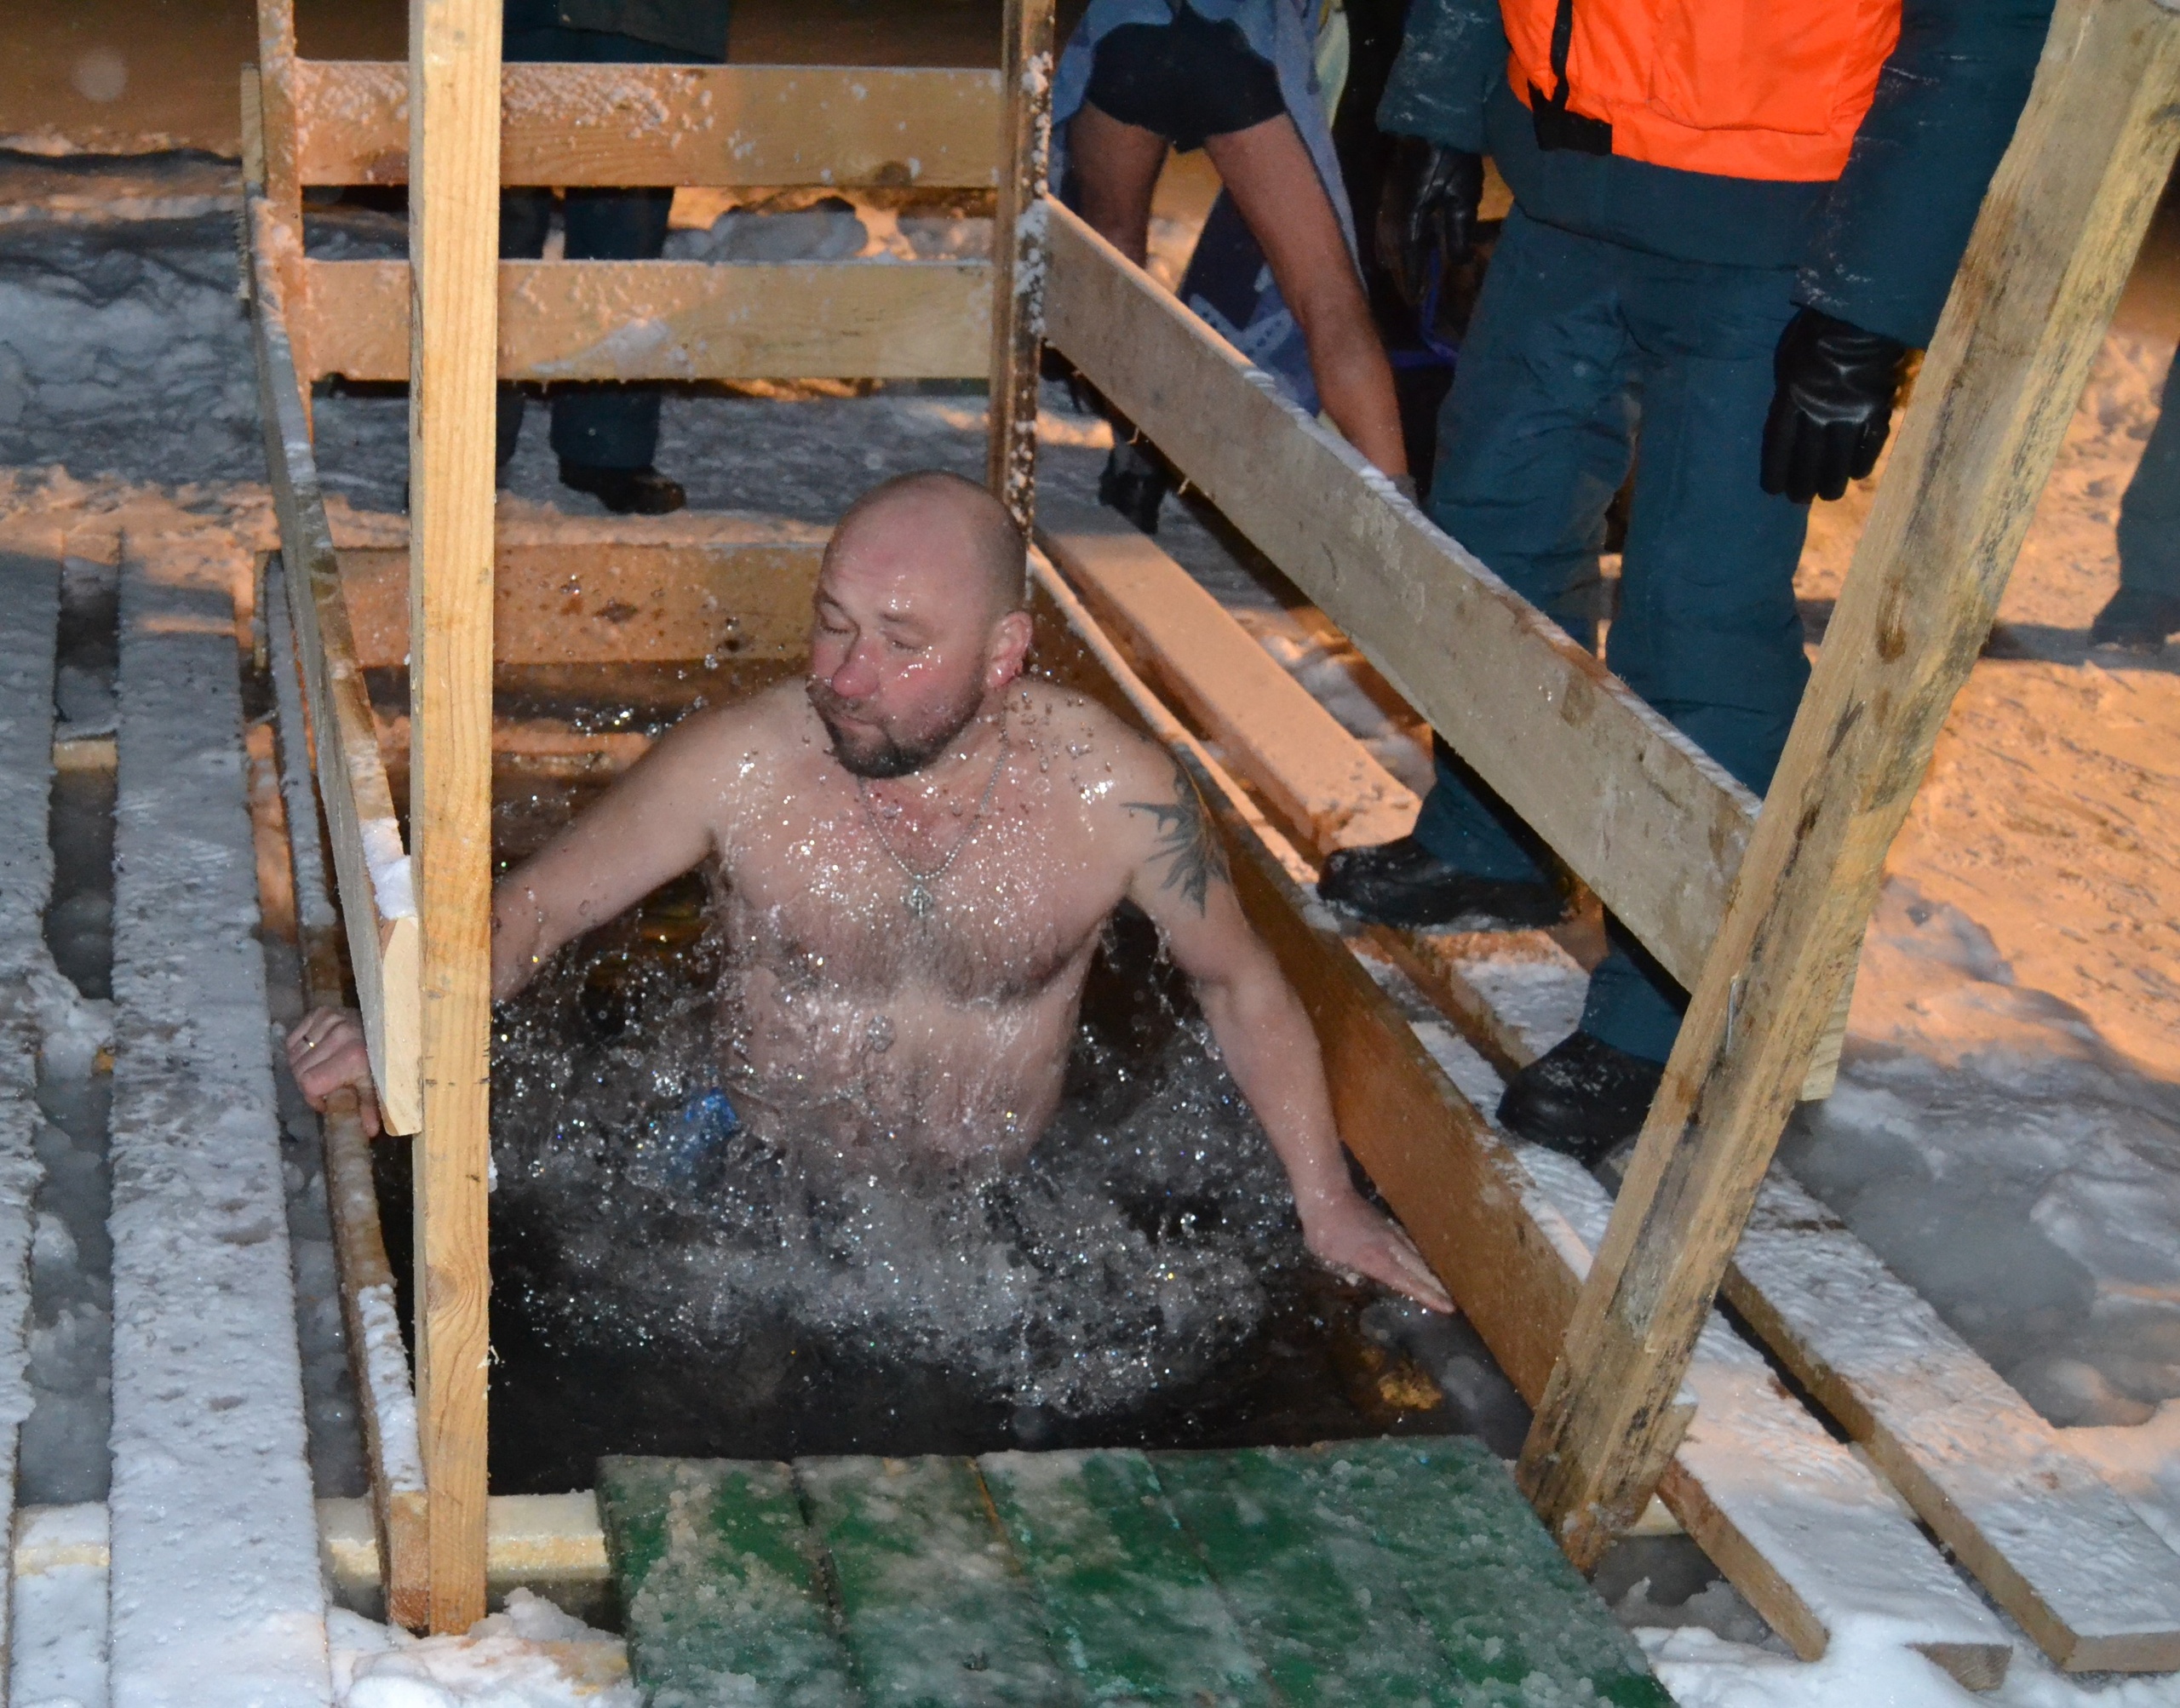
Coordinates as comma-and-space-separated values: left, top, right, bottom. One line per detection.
559, 461, 686, 515
2090, 587, 2180, 654
1317, 836, 1567, 931
1099, 441, 1169, 534
1497, 1032, 1665, 1164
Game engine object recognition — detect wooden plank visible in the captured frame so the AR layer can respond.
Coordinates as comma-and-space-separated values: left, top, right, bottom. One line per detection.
978, 1449, 1273, 1706
1042, 199, 1756, 994
1272, 1437, 1671, 1706
247, 196, 423, 1137
597, 1458, 858, 1705
1030, 556, 2007, 1687
293, 60, 1004, 189
1149, 1449, 1462, 1703
255, 0, 300, 215
267, 569, 431, 1631
109, 556, 330, 1706
336, 540, 822, 668
1040, 507, 1418, 854
1027, 552, 1615, 1412
985, 0, 1055, 529
1725, 1171, 2180, 1674
407, 0, 501, 1634
1517, 0, 2180, 1609
299, 257, 991, 383
795, 1455, 1076, 1706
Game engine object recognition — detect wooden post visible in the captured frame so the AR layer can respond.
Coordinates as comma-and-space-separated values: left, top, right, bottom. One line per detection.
985, 0, 1055, 531
408, 0, 501, 1633
1517, 0, 2180, 1568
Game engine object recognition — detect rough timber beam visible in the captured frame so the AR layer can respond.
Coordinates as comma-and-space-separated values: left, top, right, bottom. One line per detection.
297, 257, 993, 385
985, 0, 1055, 529
1041, 201, 1756, 995
293, 61, 1004, 189
1517, 0, 2180, 1661
246, 197, 424, 1138
267, 571, 432, 1631
407, 0, 499, 1633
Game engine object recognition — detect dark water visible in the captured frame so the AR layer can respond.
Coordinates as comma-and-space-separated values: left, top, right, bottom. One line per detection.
375, 886, 1449, 1493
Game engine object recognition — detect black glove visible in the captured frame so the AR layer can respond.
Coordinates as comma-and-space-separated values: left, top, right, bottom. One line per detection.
1374, 140, 1484, 309
1759, 307, 1908, 503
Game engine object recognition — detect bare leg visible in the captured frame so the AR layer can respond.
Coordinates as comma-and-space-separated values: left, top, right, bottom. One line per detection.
1205, 116, 1408, 478
1068, 99, 1169, 267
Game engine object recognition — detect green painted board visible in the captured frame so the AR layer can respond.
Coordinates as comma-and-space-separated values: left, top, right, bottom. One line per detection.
1268, 1440, 1675, 1708
1148, 1448, 1460, 1707
598, 1455, 862, 1708
978, 1448, 1273, 1707
795, 1454, 1079, 1708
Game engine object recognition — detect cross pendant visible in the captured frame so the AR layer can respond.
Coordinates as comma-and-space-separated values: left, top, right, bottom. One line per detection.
904, 882, 936, 920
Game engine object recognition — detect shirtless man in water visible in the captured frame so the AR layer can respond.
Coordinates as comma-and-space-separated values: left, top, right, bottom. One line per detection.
290, 470, 1450, 1311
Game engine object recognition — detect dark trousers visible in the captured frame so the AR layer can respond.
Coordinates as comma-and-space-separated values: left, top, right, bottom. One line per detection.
2118, 356, 2180, 600
1414, 208, 1814, 1063
497, 22, 714, 472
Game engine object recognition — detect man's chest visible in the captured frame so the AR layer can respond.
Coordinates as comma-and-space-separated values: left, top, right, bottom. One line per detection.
723, 803, 1122, 1004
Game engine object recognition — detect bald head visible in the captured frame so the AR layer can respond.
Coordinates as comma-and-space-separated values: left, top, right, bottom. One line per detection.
825, 470, 1027, 622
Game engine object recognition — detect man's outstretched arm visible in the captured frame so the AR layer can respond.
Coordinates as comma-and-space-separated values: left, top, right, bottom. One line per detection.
288, 708, 743, 1128
1121, 757, 1453, 1313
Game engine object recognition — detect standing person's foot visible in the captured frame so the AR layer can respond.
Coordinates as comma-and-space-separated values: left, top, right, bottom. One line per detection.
2089, 587, 2180, 654
559, 461, 686, 515
1317, 836, 1568, 930
1099, 441, 1169, 534
1496, 1032, 1665, 1165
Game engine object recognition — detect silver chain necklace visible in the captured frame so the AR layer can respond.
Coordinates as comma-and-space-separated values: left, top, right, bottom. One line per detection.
854, 717, 1007, 920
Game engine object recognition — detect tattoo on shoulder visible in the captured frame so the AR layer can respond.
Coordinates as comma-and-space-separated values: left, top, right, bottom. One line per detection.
1123, 767, 1230, 914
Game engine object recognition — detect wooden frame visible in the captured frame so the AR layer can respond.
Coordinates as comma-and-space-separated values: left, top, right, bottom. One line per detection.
250, 0, 1058, 1631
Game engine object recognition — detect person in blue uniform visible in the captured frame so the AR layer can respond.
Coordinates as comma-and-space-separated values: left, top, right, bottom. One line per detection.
1317, 0, 2055, 1158
2091, 359, 2180, 652
497, 0, 731, 515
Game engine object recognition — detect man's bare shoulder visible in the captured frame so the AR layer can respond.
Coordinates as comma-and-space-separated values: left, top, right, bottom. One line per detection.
1010, 678, 1176, 803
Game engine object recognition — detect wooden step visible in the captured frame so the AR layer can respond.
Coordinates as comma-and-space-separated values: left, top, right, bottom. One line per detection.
600, 1439, 1670, 1706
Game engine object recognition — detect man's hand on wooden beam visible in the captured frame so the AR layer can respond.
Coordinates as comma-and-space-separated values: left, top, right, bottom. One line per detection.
286, 1006, 382, 1138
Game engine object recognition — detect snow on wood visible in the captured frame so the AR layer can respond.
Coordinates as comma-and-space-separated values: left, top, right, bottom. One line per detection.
1517, 1145, 2013, 1687
0, 553, 59, 1691
1729, 1168, 2180, 1672
108, 556, 330, 1706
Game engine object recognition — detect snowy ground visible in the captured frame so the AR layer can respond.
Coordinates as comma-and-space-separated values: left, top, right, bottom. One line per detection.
3, 150, 2180, 1703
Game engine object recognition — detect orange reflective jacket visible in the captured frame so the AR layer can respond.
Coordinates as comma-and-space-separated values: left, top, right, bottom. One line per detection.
1506, 0, 1902, 181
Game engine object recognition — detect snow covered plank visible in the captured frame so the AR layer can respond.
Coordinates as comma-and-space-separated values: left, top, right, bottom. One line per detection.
108, 556, 330, 1705
598, 1458, 857, 1707
291, 61, 1006, 191
795, 1454, 1075, 1707
1726, 1171, 2180, 1672
1040, 507, 1419, 856
300, 257, 993, 385
978, 1448, 1273, 1706
0, 553, 60, 1694
1518, 1148, 2014, 1689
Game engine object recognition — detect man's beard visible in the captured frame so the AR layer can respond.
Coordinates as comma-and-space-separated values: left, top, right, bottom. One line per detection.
808, 677, 986, 779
